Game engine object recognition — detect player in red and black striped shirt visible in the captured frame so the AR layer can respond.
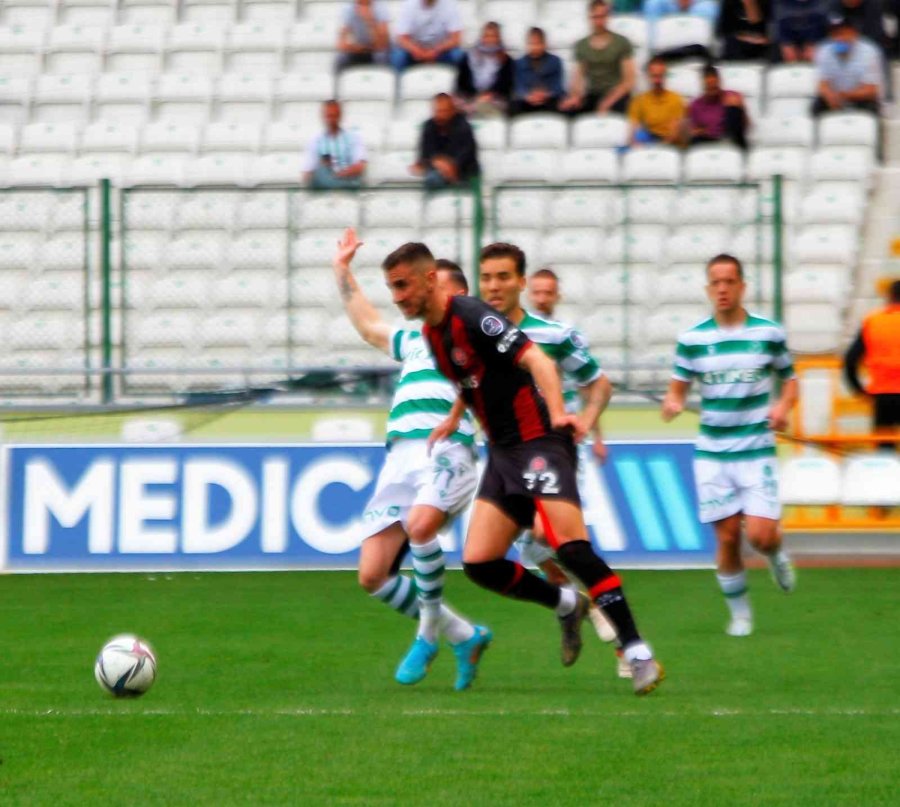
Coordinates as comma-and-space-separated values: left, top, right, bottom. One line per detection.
381, 240, 663, 695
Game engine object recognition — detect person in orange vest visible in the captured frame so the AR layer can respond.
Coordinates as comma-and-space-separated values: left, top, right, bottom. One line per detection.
844, 279, 900, 449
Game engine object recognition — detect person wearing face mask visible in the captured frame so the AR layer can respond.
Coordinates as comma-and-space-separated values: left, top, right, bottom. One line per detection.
812, 15, 882, 115
455, 21, 513, 117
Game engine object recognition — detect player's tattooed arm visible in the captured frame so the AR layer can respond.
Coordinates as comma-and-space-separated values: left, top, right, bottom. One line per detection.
332, 227, 391, 354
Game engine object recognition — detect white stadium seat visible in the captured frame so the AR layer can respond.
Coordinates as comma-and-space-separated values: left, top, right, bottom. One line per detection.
141, 120, 201, 155
652, 16, 712, 52
496, 191, 547, 229
785, 302, 842, 352
665, 64, 702, 99
841, 455, 900, 506
793, 225, 857, 264
509, 113, 568, 149
299, 193, 360, 229
665, 226, 731, 263
37, 234, 88, 272
176, 194, 238, 231
202, 121, 262, 154
621, 146, 680, 183
123, 154, 187, 186
121, 0, 178, 25
216, 73, 273, 123
549, 189, 614, 227
571, 114, 629, 148
105, 23, 166, 74
235, 192, 287, 231
747, 147, 808, 183
154, 74, 214, 122
182, 154, 249, 186
799, 187, 865, 226
59, 0, 117, 27
766, 64, 817, 99
130, 311, 197, 349
367, 151, 418, 185
338, 66, 396, 103
94, 73, 153, 122
0, 25, 43, 77
264, 120, 317, 153
497, 150, 560, 183
539, 229, 603, 265
290, 270, 335, 307
817, 112, 878, 149
210, 272, 281, 308
18, 121, 79, 156
559, 149, 619, 184
292, 230, 345, 268
142, 271, 211, 310
675, 187, 740, 224
167, 232, 224, 269
81, 120, 139, 154
0, 233, 39, 269
809, 147, 874, 183
5, 155, 69, 186
165, 22, 225, 73
245, 153, 301, 185
784, 268, 847, 304
606, 226, 666, 264
780, 456, 842, 505
624, 187, 677, 224
580, 307, 627, 346
657, 266, 708, 304
44, 24, 106, 75
471, 119, 507, 151
422, 192, 473, 227
399, 65, 456, 101
385, 119, 419, 151
9, 314, 81, 351
645, 306, 707, 343
719, 62, 764, 99
361, 191, 422, 229
229, 232, 284, 270
608, 15, 650, 49
225, 21, 285, 74
31, 74, 92, 123
753, 116, 814, 148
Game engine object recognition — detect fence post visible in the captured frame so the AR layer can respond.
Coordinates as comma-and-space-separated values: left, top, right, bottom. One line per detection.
100, 178, 113, 404
772, 173, 784, 324
471, 175, 484, 291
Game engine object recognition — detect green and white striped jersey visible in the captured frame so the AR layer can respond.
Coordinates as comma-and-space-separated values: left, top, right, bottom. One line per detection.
387, 328, 476, 445
518, 310, 604, 413
672, 313, 796, 461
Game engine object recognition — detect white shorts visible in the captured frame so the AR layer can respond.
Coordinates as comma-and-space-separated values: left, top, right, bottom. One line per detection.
694, 456, 781, 524
360, 440, 478, 541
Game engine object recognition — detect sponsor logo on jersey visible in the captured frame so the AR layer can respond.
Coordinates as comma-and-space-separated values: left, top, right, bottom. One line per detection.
480, 315, 504, 336
496, 328, 520, 354
451, 347, 468, 366
701, 368, 767, 385
460, 375, 480, 389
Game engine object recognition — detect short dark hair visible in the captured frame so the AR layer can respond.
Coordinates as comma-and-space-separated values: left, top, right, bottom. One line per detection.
528, 26, 546, 41
706, 253, 744, 279
589, 0, 609, 11
382, 242, 435, 272
433, 92, 453, 102
480, 242, 526, 276
323, 98, 340, 108
889, 279, 900, 303
647, 55, 667, 70
531, 267, 559, 283
702, 64, 720, 80
436, 258, 469, 293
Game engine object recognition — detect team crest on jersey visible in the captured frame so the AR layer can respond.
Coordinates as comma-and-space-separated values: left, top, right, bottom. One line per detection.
529, 456, 548, 473
570, 331, 587, 349
480, 315, 504, 336
749, 341, 762, 352
451, 347, 468, 366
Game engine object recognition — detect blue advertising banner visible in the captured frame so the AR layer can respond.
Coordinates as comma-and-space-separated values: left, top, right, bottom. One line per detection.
2, 442, 715, 572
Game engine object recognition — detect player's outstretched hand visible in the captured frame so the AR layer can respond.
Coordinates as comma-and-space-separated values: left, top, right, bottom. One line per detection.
661, 394, 684, 422
334, 227, 363, 268
427, 415, 459, 454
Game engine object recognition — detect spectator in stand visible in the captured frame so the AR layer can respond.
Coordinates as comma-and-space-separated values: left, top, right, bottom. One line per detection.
336, 0, 391, 70
512, 27, 566, 116
643, 0, 720, 28
391, 0, 463, 71
832, 0, 889, 51
302, 100, 367, 189
455, 21, 513, 117
717, 0, 772, 60
559, 0, 636, 116
843, 279, 900, 449
627, 57, 686, 145
683, 64, 750, 149
411, 93, 480, 189
773, 0, 830, 61
811, 15, 881, 114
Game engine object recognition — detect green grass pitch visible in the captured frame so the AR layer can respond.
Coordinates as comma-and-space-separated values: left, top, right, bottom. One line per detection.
1, 568, 897, 806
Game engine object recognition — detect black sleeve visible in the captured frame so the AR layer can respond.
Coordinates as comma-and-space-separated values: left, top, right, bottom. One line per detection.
448, 117, 479, 177
456, 56, 475, 97
843, 329, 867, 394
492, 56, 514, 99
418, 120, 434, 164
462, 300, 533, 368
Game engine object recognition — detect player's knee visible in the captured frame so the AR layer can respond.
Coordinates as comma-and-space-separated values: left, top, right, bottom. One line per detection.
747, 528, 778, 553
358, 568, 387, 594
463, 559, 506, 593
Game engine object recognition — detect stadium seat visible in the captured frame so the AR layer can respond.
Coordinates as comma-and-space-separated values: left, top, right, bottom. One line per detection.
675, 187, 740, 224
361, 191, 422, 229
154, 74, 214, 123
780, 456, 842, 505
784, 267, 847, 304
362, 228, 417, 263
292, 230, 345, 268
140, 271, 211, 310
20, 272, 83, 312
367, 151, 418, 185
44, 24, 106, 75
747, 147, 808, 183
621, 146, 680, 183
10, 313, 80, 351
665, 226, 731, 263
422, 191, 474, 227
224, 21, 284, 73
338, 66, 396, 103
719, 62, 764, 99
31, 75, 92, 124
237, 192, 289, 230
385, 119, 419, 152
816, 111, 878, 149
664, 64, 702, 99
580, 306, 628, 346
273, 71, 335, 117
123, 190, 180, 230
606, 226, 667, 264
120, 0, 178, 25
652, 15, 712, 52
94, 72, 153, 122
571, 114, 629, 148
509, 113, 568, 149
608, 15, 650, 50
793, 225, 857, 264
587, 265, 648, 304
645, 305, 707, 343
17, 121, 78, 156
37, 234, 88, 272
539, 229, 603, 265
246, 0, 300, 22
228, 231, 284, 270
625, 187, 677, 224
216, 73, 273, 123
841, 455, 900, 506
799, 187, 865, 226
657, 266, 709, 304
809, 147, 874, 184
202, 120, 262, 154
121, 417, 185, 442
399, 65, 456, 101
496, 190, 547, 229
141, 123, 203, 160
0, 75, 31, 126
753, 115, 814, 148
211, 271, 282, 309
299, 192, 359, 229
765, 64, 817, 101
549, 188, 615, 227
290, 269, 335, 307
0, 192, 51, 231
166, 232, 225, 269
5, 155, 70, 186
60, 0, 117, 27
785, 302, 842, 352
245, 153, 301, 185
165, 22, 226, 73
0, 233, 39, 270
284, 20, 339, 72
0, 24, 43, 78
131, 310, 197, 349
176, 194, 238, 231
471, 118, 507, 151
183, 154, 249, 186
263, 120, 317, 153
122, 232, 169, 273
182, 0, 239, 23
81, 120, 139, 155
497, 150, 560, 183
559, 149, 619, 184
104, 23, 165, 74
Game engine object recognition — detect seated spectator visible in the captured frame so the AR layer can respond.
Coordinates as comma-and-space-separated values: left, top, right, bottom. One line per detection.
512, 27, 566, 116
559, 0, 636, 116
336, 0, 391, 70
717, 0, 772, 60
832, 0, 889, 51
644, 0, 720, 27
812, 15, 881, 114
774, 0, 830, 61
410, 93, 480, 189
302, 100, 367, 190
391, 0, 463, 72
455, 21, 513, 117
683, 64, 749, 149
628, 57, 686, 145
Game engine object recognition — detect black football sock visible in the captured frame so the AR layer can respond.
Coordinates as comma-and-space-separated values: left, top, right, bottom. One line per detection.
464, 559, 560, 609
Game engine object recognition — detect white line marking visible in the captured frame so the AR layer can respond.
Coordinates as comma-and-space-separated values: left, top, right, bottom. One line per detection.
1, 707, 897, 718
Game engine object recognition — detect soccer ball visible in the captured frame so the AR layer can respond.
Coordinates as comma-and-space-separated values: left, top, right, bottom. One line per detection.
94, 634, 157, 697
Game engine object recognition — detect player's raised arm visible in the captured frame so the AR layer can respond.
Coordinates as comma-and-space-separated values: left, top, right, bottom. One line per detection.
332, 227, 391, 354
579, 374, 613, 461
518, 343, 586, 440
661, 379, 690, 422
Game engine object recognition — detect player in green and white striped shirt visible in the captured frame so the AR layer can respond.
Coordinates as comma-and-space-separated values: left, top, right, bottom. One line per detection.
332, 229, 491, 690
480, 248, 628, 673
662, 254, 799, 638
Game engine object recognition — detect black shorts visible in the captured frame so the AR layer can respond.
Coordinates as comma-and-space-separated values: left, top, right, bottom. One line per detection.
477, 433, 581, 527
